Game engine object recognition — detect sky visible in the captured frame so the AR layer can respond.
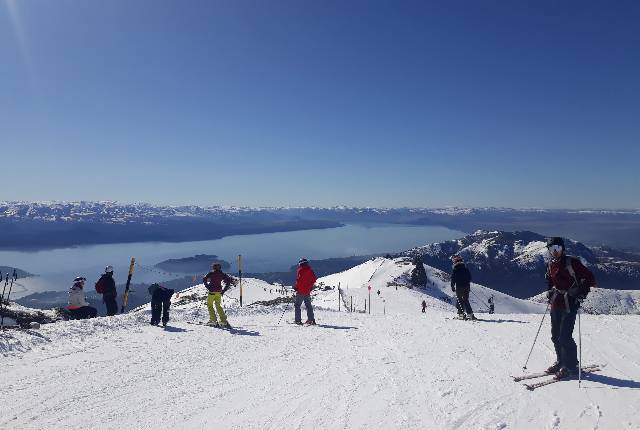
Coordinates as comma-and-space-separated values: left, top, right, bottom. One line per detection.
1, 0, 639, 209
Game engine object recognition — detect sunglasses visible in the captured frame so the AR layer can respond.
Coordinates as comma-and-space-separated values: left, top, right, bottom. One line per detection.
547, 244, 563, 254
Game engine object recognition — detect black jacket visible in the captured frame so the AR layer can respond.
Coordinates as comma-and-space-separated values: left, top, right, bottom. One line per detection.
99, 274, 117, 299
152, 287, 175, 302
451, 263, 472, 290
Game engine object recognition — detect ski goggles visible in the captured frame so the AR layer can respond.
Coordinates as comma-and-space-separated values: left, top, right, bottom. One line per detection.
547, 244, 563, 254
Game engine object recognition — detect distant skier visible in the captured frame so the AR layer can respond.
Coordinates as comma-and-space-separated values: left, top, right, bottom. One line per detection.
202, 262, 236, 327
95, 266, 118, 316
544, 237, 595, 379
148, 283, 174, 327
12, 269, 17, 281
421, 300, 427, 313
488, 296, 495, 314
450, 255, 476, 320
67, 277, 97, 319
293, 258, 317, 325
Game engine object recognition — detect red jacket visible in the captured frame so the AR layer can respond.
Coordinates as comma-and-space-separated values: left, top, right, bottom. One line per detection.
295, 264, 317, 295
546, 255, 596, 311
203, 270, 234, 293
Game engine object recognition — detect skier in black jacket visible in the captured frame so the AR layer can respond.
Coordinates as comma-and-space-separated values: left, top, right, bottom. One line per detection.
148, 283, 175, 327
450, 255, 476, 320
97, 266, 118, 316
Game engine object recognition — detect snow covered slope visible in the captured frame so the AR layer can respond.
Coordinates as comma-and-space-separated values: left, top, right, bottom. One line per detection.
317, 257, 546, 314
1, 265, 639, 430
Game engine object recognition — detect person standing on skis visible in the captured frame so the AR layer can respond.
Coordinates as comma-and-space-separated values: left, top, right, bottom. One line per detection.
293, 258, 317, 325
202, 262, 236, 327
421, 300, 427, 313
544, 237, 595, 379
450, 255, 476, 320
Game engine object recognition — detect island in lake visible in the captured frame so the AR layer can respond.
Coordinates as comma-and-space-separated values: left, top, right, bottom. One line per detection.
154, 254, 231, 275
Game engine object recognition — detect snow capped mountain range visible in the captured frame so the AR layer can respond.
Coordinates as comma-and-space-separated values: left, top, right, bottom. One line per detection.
401, 230, 640, 298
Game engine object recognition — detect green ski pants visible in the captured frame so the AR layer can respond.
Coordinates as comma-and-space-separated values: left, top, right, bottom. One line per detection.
207, 293, 227, 324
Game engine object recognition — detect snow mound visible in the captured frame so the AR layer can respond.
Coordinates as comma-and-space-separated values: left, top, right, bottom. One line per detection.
530, 287, 640, 315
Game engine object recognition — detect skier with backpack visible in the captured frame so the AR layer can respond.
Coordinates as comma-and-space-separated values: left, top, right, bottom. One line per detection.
544, 237, 596, 379
67, 277, 97, 319
293, 258, 317, 325
202, 262, 236, 327
450, 255, 476, 320
95, 266, 118, 316
148, 283, 174, 327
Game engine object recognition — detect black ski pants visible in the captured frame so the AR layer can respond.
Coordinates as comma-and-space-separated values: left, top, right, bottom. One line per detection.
104, 296, 118, 316
550, 308, 578, 370
151, 296, 171, 325
69, 306, 97, 320
455, 287, 474, 316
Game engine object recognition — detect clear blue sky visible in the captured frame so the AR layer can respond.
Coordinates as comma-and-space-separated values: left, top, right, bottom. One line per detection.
1, 0, 639, 208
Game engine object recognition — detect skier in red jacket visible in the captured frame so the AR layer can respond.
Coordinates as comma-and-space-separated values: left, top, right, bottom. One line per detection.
294, 258, 317, 325
544, 237, 596, 379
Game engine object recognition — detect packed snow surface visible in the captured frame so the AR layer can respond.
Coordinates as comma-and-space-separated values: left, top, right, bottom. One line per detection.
1, 259, 639, 429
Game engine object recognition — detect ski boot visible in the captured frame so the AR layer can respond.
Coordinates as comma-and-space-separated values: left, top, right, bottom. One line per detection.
150, 321, 159, 326
293, 321, 303, 325
304, 320, 316, 326
545, 361, 562, 374
219, 321, 231, 328
467, 313, 477, 321
554, 366, 578, 380
455, 313, 467, 320
206, 320, 219, 327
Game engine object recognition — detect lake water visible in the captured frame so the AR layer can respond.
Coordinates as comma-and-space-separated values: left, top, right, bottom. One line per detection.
0, 223, 464, 298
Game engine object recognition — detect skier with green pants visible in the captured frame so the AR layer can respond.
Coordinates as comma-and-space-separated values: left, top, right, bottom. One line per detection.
202, 263, 236, 327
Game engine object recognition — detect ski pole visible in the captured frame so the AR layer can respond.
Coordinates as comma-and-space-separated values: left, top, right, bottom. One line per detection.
522, 301, 550, 370
578, 306, 582, 387
277, 299, 291, 325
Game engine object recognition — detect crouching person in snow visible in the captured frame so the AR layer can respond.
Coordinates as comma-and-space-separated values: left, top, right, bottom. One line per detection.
67, 277, 97, 319
202, 263, 236, 327
450, 255, 476, 320
545, 237, 595, 380
148, 283, 174, 327
293, 258, 317, 325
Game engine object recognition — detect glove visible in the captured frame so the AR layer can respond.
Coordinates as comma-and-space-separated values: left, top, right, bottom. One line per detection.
451, 286, 456, 292
546, 290, 554, 301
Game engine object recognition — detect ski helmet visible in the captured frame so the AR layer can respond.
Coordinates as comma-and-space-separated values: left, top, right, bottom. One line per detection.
298, 258, 309, 266
105, 265, 114, 273
73, 276, 86, 283
546, 237, 565, 250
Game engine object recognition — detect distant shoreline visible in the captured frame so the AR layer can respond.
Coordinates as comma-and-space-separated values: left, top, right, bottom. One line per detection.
0, 220, 344, 251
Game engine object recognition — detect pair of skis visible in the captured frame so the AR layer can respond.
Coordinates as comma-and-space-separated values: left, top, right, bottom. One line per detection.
512, 364, 602, 390
187, 321, 235, 330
